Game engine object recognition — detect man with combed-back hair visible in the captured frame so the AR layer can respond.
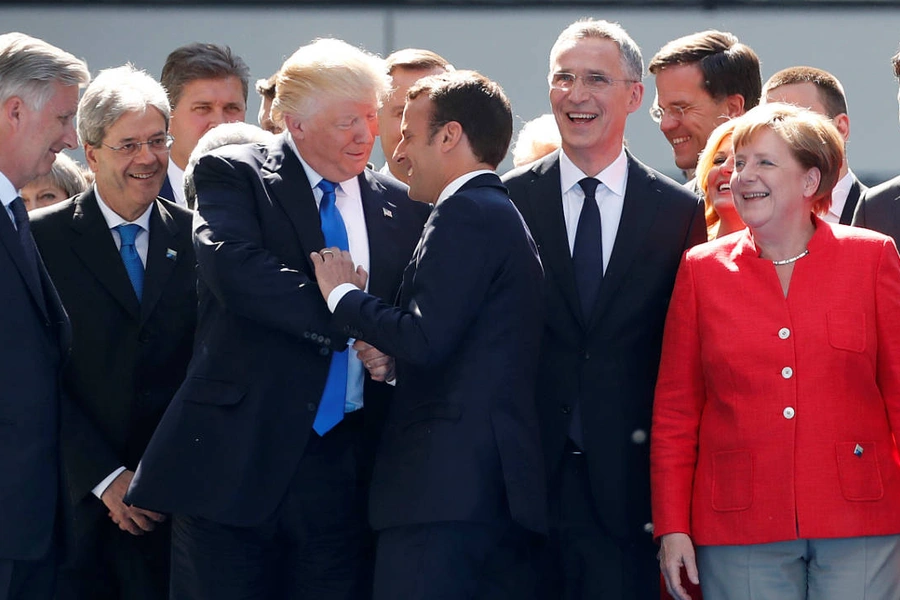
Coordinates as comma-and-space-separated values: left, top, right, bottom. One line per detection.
158, 43, 249, 207
763, 66, 866, 225
649, 30, 760, 184
127, 38, 430, 599
503, 19, 706, 600
0, 32, 88, 600
30, 64, 195, 600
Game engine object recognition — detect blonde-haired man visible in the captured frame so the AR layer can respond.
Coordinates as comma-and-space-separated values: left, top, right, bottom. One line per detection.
127, 38, 430, 599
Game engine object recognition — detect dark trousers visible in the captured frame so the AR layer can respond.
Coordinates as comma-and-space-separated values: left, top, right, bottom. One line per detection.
372, 520, 543, 600
0, 547, 55, 600
539, 450, 659, 600
169, 413, 371, 600
56, 513, 170, 600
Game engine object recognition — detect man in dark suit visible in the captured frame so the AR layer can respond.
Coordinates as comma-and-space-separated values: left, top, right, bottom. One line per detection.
157, 43, 249, 208
30, 65, 195, 600
313, 70, 546, 600
126, 38, 429, 599
763, 66, 866, 225
502, 19, 707, 600
853, 49, 900, 244
0, 33, 88, 600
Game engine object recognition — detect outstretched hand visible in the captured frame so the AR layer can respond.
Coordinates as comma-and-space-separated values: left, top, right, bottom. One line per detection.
310, 248, 368, 300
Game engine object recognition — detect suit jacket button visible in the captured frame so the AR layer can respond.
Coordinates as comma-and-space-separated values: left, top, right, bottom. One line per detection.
323, 337, 331, 345
643, 522, 654, 534
307, 402, 317, 412
561, 404, 571, 414
303, 332, 311, 339
631, 429, 647, 444
319, 347, 330, 356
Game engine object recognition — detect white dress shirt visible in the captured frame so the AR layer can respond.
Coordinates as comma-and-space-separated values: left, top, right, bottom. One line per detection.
559, 147, 629, 273
287, 134, 369, 413
825, 170, 855, 224
0, 171, 20, 228
166, 160, 186, 207
90, 188, 154, 499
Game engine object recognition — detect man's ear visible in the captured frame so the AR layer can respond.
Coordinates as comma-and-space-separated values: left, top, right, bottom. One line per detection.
439, 121, 463, 153
724, 94, 746, 118
283, 114, 304, 139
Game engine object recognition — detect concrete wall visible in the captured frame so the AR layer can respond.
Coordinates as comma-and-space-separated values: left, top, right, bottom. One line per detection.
3, 5, 899, 183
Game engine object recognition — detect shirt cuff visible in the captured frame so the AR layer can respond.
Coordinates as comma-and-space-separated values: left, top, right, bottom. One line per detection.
92, 466, 127, 499
327, 283, 359, 313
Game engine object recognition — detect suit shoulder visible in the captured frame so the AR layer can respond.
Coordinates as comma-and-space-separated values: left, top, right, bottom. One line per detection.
501, 154, 556, 189
862, 175, 900, 207
629, 157, 700, 206
29, 196, 77, 229
829, 221, 895, 247
156, 198, 194, 224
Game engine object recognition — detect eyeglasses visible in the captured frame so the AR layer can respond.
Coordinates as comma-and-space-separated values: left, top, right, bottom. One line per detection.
102, 134, 174, 157
649, 103, 697, 123
549, 72, 638, 92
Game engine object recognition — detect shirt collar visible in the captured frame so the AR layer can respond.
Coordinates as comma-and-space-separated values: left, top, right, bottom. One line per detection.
436, 169, 495, 205
828, 170, 854, 218
0, 171, 20, 209
94, 184, 154, 231
285, 132, 360, 196
559, 146, 628, 197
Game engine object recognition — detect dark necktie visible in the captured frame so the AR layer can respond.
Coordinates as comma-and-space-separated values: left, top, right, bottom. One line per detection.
115, 223, 144, 301
569, 178, 603, 449
313, 179, 349, 436
9, 196, 45, 307
572, 177, 603, 319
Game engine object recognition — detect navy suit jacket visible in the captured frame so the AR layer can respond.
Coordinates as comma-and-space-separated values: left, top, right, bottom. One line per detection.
0, 198, 70, 560
30, 192, 196, 548
126, 138, 429, 526
158, 175, 176, 205
853, 174, 900, 246
332, 173, 547, 534
502, 150, 706, 544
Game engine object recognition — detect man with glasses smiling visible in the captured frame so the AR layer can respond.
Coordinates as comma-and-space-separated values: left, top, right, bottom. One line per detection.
30, 64, 196, 600
648, 30, 761, 188
503, 18, 706, 600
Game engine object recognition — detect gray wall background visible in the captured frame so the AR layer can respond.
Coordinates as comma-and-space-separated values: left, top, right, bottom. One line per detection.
3, 5, 899, 183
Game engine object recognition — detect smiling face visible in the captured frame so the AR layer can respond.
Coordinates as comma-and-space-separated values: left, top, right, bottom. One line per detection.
85, 108, 169, 220
287, 96, 378, 183
168, 76, 246, 169
731, 127, 818, 234
549, 37, 642, 171
378, 66, 447, 183
654, 62, 732, 171
7, 82, 80, 190
706, 133, 736, 217
393, 95, 445, 203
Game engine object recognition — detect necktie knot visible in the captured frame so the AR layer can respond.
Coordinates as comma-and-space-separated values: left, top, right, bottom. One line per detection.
317, 179, 338, 201
578, 177, 600, 201
116, 223, 142, 246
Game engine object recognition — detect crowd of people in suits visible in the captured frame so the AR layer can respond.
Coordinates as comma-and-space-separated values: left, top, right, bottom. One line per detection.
1, 14, 899, 600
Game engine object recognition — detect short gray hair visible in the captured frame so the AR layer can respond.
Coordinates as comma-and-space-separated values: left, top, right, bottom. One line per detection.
184, 122, 274, 204
161, 43, 250, 109
550, 19, 644, 83
40, 151, 89, 197
0, 32, 89, 110
77, 64, 170, 147
272, 38, 389, 127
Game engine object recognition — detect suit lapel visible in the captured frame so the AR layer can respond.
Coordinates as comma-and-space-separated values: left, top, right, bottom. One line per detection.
359, 170, 403, 301
263, 140, 325, 270
70, 190, 141, 319
588, 152, 658, 327
840, 176, 865, 225
525, 155, 583, 325
0, 206, 48, 320
140, 200, 182, 324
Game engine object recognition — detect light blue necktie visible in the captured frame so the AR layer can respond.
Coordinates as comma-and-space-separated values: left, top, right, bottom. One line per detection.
115, 223, 144, 301
313, 179, 349, 435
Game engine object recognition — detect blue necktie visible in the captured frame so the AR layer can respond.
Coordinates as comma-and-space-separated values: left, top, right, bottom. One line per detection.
115, 223, 144, 301
9, 196, 45, 308
313, 179, 349, 436
569, 177, 603, 449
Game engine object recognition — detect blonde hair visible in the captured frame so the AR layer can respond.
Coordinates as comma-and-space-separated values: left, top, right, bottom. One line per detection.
696, 119, 737, 232
731, 102, 843, 216
272, 38, 389, 127
512, 114, 561, 167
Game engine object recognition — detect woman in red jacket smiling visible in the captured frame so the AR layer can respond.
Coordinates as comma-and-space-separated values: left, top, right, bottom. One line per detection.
652, 102, 900, 600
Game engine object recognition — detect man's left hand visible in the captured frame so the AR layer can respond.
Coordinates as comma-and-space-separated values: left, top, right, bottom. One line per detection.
311, 247, 368, 299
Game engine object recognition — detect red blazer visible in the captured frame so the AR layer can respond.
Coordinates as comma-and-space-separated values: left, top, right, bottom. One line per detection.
651, 220, 900, 546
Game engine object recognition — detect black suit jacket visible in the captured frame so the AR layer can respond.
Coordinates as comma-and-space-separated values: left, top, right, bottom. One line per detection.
839, 174, 866, 225
853, 174, 900, 245
126, 138, 429, 526
0, 197, 69, 560
333, 173, 547, 534
502, 150, 706, 543
30, 192, 196, 546
158, 175, 176, 205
